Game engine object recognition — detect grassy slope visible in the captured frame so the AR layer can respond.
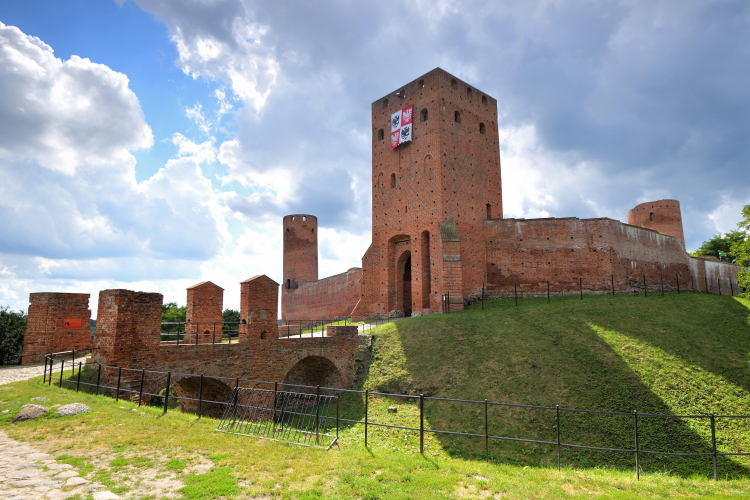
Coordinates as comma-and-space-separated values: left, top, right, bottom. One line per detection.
364, 293, 750, 477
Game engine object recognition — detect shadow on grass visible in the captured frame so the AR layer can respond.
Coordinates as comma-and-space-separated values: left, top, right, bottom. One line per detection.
367, 293, 750, 479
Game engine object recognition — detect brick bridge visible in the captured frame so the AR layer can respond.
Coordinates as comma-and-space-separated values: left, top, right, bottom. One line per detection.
23, 276, 360, 415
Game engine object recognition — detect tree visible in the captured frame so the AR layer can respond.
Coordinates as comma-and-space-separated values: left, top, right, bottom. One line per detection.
222, 309, 240, 323
161, 303, 186, 323
731, 205, 750, 298
691, 231, 745, 260
0, 307, 27, 366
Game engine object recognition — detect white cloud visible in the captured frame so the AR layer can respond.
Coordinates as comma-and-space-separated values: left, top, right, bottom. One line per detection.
185, 103, 212, 134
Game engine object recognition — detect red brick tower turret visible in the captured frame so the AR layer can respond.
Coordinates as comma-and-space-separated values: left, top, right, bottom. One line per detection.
282, 214, 318, 318
628, 200, 685, 248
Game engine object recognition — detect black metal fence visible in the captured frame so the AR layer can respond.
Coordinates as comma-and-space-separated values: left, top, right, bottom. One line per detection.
160, 321, 240, 344
43, 351, 750, 481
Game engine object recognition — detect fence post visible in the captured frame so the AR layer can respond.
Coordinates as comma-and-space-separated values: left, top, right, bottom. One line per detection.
365, 389, 369, 448
633, 410, 639, 480
643, 274, 647, 297
76, 362, 82, 392
138, 369, 145, 407
580, 278, 583, 300
336, 396, 339, 439
95, 364, 101, 396
718, 278, 721, 296
447, 292, 450, 314
710, 413, 718, 481
484, 399, 490, 462
730, 278, 734, 297
49, 358, 53, 386
419, 394, 424, 455
676, 274, 680, 294
705, 275, 709, 294
611, 274, 615, 296
59, 359, 65, 388
556, 405, 561, 471
72, 350, 75, 367
316, 385, 321, 443
163, 371, 171, 414
198, 374, 204, 419
43, 357, 48, 384
115, 367, 122, 401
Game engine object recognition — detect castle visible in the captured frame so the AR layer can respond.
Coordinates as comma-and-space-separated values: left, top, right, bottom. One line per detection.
281, 68, 739, 321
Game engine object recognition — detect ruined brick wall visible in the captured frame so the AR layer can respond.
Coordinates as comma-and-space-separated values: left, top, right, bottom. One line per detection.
92, 284, 360, 402
484, 218, 692, 296
282, 267, 363, 320
689, 257, 741, 295
353, 68, 502, 319
22, 293, 92, 364
628, 200, 685, 249
185, 281, 223, 341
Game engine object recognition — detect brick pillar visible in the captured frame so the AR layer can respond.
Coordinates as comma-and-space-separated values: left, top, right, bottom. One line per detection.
22, 293, 91, 364
94, 290, 162, 368
240, 275, 280, 341
185, 281, 224, 343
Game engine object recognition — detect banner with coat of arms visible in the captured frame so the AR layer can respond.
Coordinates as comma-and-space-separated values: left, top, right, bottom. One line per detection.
390, 105, 413, 149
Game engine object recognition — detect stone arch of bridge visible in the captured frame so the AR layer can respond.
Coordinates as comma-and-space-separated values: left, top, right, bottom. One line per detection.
171, 375, 233, 418
282, 355, 343, 394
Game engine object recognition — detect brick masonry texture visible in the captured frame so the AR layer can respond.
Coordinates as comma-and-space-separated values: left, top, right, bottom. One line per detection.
185, 281, 223, 341
283, 267, 363, 320
22, 293, 91, 364
628, 199, 686, 248
91, 280, 360, 399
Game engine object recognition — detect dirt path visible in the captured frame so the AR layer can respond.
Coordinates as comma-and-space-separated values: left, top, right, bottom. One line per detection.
0, 364, 47, 386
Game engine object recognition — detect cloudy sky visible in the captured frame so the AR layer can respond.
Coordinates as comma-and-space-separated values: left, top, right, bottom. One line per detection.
1, 0, 748, 315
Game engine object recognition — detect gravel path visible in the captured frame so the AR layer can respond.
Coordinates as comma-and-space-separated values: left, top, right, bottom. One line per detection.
0, 364, 47, 386
0, 430, 120, 499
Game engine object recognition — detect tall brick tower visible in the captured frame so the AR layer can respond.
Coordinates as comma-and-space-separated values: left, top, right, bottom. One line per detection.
282, 214, 318, 317
628, 200, 685, 248
351, 68, 502, 319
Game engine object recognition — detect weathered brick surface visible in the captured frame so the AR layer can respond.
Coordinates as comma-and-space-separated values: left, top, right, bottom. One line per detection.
484, 217, 693, 295
22, 293, 92, 364
91, 281, 360, 400
352, 68, 502, 319
689, 256, 740, 295
282, 267, 363, 320
628, 200, 685, 249
185, 281, 223, 341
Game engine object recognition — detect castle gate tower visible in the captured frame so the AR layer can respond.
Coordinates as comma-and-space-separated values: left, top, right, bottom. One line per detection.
282, 214, 318, 318
351, 68, 503, 319
628, 200, 685, 248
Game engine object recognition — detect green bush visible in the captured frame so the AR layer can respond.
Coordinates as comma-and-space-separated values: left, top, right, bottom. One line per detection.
0, 306, 26, 365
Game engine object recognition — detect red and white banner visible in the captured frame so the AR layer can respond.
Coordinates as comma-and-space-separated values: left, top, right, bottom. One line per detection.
390, 104, 413, 149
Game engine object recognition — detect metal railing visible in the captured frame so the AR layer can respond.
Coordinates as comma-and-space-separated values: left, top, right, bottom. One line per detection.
160, 321, 240, 344
42, 351, 750, 481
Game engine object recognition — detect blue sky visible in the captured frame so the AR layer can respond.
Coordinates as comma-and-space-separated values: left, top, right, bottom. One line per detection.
1, 0, 748, 315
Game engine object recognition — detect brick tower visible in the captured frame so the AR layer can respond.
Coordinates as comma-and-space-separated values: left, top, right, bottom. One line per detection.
282, 214, 318, 317
351, 68, 502, 319
628, 200, 685, 248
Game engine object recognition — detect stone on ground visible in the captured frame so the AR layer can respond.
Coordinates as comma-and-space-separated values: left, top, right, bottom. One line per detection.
65, 476, 88, 486
12, 404, 48, 422
55, 403, 91, 416
31, 397, 51, 402
55, 470, 79, 479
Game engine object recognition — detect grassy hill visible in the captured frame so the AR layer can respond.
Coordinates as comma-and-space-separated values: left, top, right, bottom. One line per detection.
361, 293, 750, 477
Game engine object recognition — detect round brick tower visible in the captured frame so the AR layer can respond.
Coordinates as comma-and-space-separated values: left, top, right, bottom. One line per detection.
282, 214, 318, 291
627, 199, 685, 248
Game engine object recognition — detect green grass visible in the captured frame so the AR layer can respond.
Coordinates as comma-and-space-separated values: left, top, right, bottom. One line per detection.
2, 293, 750, 498
364, 292, 750, 477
